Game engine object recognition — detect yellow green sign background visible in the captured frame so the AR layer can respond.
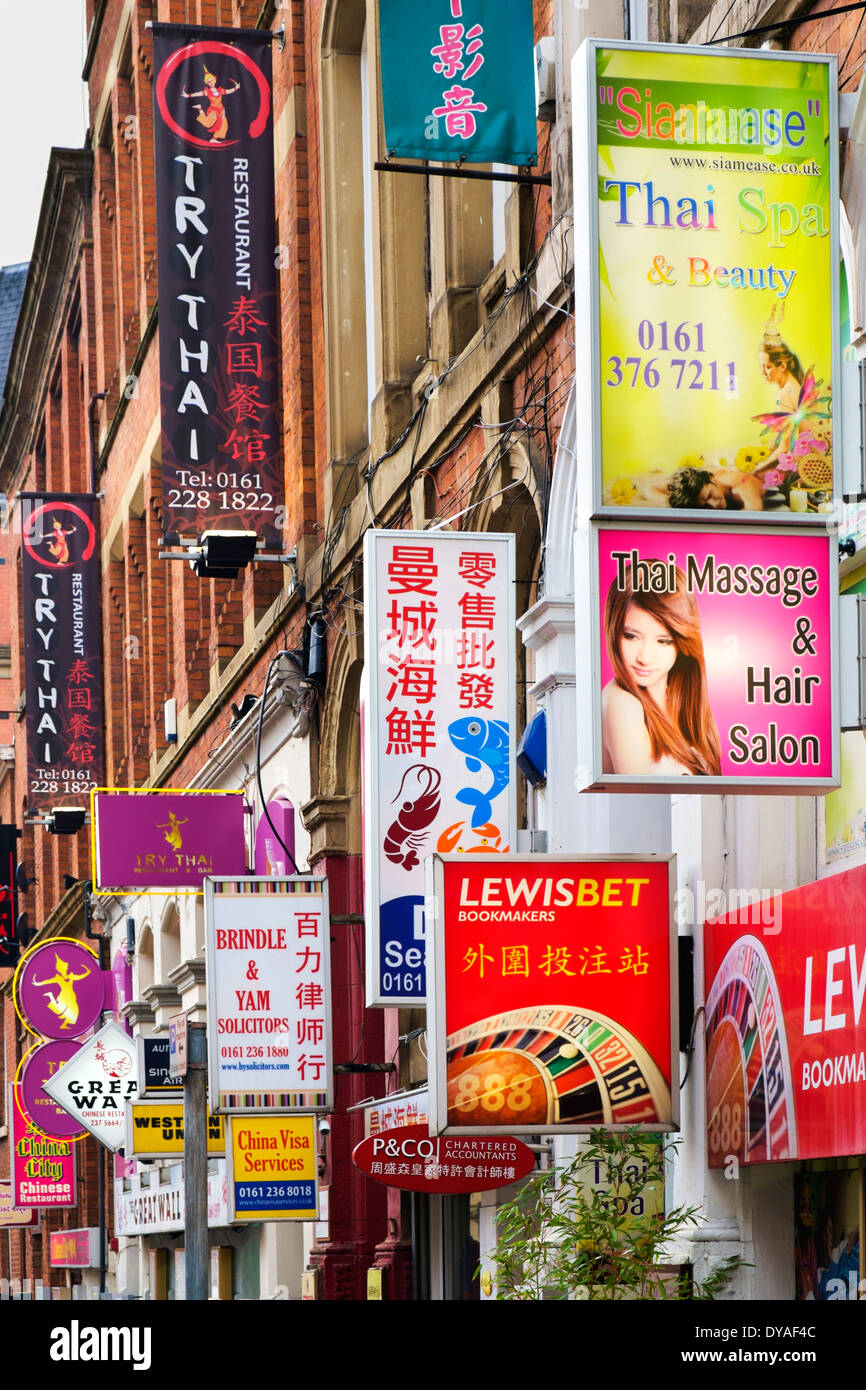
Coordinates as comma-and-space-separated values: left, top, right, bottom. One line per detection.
595, 47, 834, 513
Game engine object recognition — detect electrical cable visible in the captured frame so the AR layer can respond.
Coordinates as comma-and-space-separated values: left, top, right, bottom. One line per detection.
254, 651, 301, 875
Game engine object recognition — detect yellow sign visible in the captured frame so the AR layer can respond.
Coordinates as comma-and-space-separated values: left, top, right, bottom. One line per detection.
228, 1115, 318, 1221
127, 1103, 225, 1156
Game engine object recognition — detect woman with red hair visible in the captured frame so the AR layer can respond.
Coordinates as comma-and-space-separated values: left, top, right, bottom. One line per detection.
601, 561, 721, 777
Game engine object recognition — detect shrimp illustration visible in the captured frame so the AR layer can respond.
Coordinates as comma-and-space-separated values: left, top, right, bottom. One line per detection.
32, 954, 92, 1031
383, 765, 442, 870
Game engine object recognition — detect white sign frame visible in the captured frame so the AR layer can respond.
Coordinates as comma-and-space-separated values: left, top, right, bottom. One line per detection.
42, 1021, 138, 1153
204, 875, 333, 1114
363, 528, 517, 1007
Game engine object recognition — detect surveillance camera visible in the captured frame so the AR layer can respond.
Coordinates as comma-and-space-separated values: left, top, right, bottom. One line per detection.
318, 1118, 331, 1135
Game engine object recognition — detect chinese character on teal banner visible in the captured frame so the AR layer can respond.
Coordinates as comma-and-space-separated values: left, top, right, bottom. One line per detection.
379, 0, 538, 165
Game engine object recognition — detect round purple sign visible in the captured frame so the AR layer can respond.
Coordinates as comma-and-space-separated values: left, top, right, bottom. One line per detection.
20, 1040, 86, 1139
17, 940, 104, 1040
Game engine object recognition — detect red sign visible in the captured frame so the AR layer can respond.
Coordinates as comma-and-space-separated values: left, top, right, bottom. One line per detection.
49, 1228, 97, 1268
352, 1124, 535, 1194
427, 854, 678, 1134
705, 864, 866, 1166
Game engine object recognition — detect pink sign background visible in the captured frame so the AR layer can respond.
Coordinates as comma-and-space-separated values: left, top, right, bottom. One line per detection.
17, 940, 103, 1039
94, 792, 246, 889
597, 527, 833, 780
21, 1041, 86, 1139
10, 1084, 76, 1208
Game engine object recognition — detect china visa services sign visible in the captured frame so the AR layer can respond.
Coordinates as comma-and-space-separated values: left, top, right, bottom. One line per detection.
363, 530, 516, 1007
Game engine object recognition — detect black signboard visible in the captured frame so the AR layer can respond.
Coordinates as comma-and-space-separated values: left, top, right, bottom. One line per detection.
152, 23, 283, 547
138, 1034, 182, 1097
20, 494, 105, 810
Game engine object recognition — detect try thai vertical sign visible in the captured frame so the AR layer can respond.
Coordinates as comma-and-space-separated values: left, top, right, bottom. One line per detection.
575, 42, 836, 515
205, 877, 333, 1114
363, 530, 516, 1007
152, 23, 283, 546
20, 493, 104, 808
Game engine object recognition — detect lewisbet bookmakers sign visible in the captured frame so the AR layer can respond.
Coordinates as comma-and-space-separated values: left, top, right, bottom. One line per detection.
426, 854, 678, 1135
574, 42, 837, 517
705, 863, 866, 1164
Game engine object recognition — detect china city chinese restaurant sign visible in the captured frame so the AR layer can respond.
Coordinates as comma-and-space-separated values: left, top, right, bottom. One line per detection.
152, 23, 283, 546
574, 41, 837, 519
20, 493, 105, 808
363, 530, 516, 1007
425, 854, 678, 1135
705, 863, 866, 1165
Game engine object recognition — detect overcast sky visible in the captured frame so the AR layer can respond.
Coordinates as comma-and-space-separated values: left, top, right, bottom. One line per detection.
0, 1, 88, 268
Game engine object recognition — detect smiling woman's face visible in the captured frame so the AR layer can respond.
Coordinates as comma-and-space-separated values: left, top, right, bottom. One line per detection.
620, 602, 677, 700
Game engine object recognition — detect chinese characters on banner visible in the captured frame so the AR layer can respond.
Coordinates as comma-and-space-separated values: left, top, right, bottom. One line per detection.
152, 24, 283, 545
426, 855, 678, 1135
363, 530, 516, 1006
574, 42, 836, 515
204, 877, 333, 1114
704, 863, 866, 1166
378, 0, 537, 165
582, 523, 837, 792
20, 493, 105, 808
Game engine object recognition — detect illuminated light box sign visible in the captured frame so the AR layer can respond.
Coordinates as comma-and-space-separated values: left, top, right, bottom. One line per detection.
152, 23, 283, 546
352, 1124, 536, 1194
378, 0, 537, 166
50, 1228, 99, 1269
576, 522, 837, 793
363, 529, 516, 1007
573, 41, 837, 518
42, 1022, 139, 1153
705, 863, 866, 1165
9, 1085, 76, 1208
205, 877, 333, 1114
227, 1115, 318, 1221
92, 790, 246, 893
20, 493, 105, 807
426, 854, 678, 1135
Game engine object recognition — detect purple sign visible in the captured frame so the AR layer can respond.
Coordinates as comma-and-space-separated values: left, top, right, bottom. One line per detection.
93, 792, 246, 890
111, 947, 133, 1033
254, 797, 295, 876
17, 940, 104, 1040
21, 1041, 86, 1139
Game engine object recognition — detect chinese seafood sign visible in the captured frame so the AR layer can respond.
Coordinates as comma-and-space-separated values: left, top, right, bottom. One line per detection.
204, 877, 333, 1114
575, 42, 836, 516
426, 855, 678, 1135
378, 0, 537, 166
152, 24, 283, 546
20, 493, 105, 808
363, 530, 516, 1007
704, 863, 866, 1165
583, 523, 836, 793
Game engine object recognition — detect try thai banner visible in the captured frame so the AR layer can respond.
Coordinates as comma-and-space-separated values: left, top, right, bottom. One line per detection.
20, 493, 104, 809
575, 41, 836, 516
92, 790, 246, 892
204, 877, 333, 1114
152, 23, 282, 545
363, 530, 516, 1007
379, 0, 537, 166
426, 855, 678, 1135
582, 523, 836, 792
705, 863, 866, 1165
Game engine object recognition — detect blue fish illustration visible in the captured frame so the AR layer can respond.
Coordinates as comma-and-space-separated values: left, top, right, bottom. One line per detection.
448, 718, 510, 828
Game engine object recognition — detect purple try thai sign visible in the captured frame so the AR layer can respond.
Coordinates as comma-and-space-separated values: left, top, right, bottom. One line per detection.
21, 1041, 86, 1140
93, 792, 246, 891
17, 939, 103, 1040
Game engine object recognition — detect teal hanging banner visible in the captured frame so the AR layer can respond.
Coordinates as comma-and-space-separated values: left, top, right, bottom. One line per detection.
379, 0, 537, 166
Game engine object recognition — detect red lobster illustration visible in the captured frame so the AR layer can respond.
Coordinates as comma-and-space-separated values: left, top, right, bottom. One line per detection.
383, 765, 442, 870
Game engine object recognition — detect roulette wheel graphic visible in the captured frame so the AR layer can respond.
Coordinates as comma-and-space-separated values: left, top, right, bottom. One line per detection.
705, 935, 797, 1167
445, 1004, 672, 1131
